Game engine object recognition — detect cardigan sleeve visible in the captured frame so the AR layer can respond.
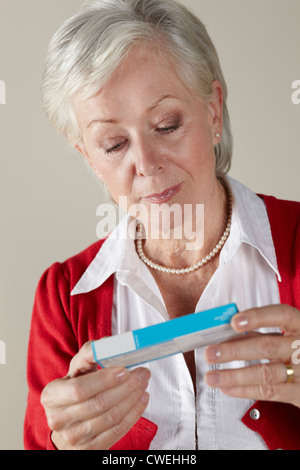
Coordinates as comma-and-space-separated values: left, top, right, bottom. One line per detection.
24, 262, 78, 450
24, 257, 158, 451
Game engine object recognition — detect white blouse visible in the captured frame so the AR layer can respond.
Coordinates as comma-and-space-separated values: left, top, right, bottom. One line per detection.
72, 176, 281, 450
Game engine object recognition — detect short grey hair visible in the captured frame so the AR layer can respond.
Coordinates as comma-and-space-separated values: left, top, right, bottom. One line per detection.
41, 0, 233, 175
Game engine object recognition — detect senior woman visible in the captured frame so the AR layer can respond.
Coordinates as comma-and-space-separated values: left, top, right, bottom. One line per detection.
24, 0, 300, 450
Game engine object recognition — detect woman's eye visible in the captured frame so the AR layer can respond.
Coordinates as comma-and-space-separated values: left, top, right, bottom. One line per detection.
105, 140, 126, 154
157, 124, 180, 134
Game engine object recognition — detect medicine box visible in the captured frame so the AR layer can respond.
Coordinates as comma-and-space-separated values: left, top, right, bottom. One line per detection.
92, 303, 238, 368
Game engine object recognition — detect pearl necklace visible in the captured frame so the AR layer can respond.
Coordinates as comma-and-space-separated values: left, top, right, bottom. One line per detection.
136, 179, 232, 274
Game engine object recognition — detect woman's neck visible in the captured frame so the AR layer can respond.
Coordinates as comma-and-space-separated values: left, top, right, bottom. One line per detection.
139, 177, 229, 270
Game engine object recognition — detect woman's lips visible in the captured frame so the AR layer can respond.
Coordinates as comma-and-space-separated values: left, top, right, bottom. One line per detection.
142, 183, 183, 204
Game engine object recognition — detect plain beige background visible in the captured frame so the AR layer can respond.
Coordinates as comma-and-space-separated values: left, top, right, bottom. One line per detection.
0, 0, 299, 450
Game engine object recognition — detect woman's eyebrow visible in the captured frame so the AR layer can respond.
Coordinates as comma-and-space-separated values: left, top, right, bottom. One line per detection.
87, 117, 118, 129
147, 94, 178, 112
86, 95, 178, 129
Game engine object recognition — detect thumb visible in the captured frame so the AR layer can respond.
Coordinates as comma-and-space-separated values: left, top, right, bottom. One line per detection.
67, 341, 98, 378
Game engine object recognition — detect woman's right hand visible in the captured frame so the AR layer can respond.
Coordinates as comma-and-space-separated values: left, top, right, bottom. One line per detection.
40, 341, 150, 450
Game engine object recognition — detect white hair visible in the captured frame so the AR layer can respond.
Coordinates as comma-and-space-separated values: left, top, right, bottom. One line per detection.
41, 0, 233, 175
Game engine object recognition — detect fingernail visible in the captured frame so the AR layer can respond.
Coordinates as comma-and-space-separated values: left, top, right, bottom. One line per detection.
205, 346, 221, 362
234, 315, 249, 329
138, 368, 150, 384
140, 392, 149, 404
115, 369, 128, 383
205, 372, 221, 386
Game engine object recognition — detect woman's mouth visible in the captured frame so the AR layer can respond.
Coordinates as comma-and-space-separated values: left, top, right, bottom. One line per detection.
142, 183, 183, 204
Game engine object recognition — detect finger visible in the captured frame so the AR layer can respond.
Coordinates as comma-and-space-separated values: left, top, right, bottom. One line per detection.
58, 386, 150, 449
219, 383, 299, 407
47, 367, 150, 429
205, 334, 294, 364
205, 362, 298, 389
231, 304, 300, 335
82, 391, 150, 450
41, 366, 130, 409
68, 341, 97, 378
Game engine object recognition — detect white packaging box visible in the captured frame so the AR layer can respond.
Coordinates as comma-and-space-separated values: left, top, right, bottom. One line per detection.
92, 303, 238, 368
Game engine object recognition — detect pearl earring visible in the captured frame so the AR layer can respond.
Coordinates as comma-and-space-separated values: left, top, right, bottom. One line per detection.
215, 133, 220, 138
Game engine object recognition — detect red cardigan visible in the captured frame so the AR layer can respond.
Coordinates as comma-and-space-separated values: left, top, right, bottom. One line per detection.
24, 194, 300, 450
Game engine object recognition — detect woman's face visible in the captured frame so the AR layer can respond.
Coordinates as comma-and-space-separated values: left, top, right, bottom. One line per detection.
73, 46, 223, 233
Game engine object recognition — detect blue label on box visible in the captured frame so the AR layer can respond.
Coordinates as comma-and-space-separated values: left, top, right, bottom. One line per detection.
133, 303, 238, 349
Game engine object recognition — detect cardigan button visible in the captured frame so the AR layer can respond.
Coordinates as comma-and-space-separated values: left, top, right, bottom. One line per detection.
249, 408, 260, 420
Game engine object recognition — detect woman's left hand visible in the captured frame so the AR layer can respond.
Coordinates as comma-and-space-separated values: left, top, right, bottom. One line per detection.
205, 304, 300, 408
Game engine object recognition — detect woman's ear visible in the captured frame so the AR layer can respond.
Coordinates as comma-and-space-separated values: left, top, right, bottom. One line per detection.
68, 135, 103, 180
207, 81, 223, 143
68, 134, 87, 157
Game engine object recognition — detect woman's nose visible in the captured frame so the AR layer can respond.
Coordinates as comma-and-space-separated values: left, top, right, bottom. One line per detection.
133, 138, 164, 177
